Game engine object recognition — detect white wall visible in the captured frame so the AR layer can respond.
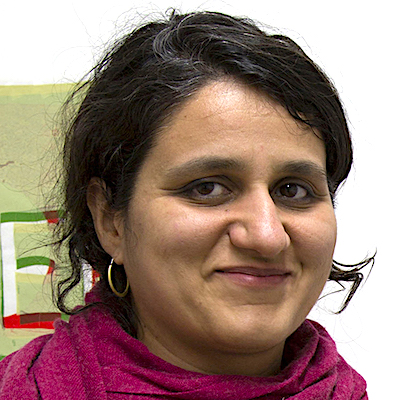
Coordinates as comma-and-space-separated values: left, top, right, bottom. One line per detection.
2, 1, 398, 397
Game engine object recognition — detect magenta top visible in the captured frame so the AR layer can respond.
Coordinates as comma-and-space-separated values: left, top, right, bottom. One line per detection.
0, 300, 367, 399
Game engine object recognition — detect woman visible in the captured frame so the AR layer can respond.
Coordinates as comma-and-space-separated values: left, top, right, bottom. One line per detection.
0, 11, 372, 399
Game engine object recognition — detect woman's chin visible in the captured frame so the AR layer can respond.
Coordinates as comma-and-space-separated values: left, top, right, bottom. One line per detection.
192, 315, 297, 356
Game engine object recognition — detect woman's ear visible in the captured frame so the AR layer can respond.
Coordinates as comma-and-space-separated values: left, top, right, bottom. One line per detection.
86, 177, 125, 265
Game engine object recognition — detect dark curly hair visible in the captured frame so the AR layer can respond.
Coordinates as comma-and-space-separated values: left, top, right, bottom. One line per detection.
53, 10, 374, 334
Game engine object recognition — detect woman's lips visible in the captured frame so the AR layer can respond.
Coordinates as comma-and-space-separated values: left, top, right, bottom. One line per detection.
214, 267, 292, 287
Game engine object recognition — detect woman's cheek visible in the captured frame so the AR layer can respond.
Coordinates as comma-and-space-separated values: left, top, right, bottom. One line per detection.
291, 210, 337, 269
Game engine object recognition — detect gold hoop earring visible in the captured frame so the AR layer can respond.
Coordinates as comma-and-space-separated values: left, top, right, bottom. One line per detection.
108, 258, 130, 297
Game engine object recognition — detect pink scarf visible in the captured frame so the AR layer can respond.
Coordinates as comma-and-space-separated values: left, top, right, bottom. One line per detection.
0, 303, 367, 399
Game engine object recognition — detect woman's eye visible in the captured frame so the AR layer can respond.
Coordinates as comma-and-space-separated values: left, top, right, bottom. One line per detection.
273, 182, 316, 207
179, 180, 232, 204
277, 183, 309, 199
191, 182, 228, 198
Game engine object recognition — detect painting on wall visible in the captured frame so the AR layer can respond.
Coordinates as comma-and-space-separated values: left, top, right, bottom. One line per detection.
0, 84, 93, 359
1, 210, 60, 329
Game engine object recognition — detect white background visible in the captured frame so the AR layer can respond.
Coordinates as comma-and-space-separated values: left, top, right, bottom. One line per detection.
1, 1, 398, 397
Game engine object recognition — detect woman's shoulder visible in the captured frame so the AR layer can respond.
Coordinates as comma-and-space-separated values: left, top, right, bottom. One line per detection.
0, 332, 54, 399
0, 307, 112, 399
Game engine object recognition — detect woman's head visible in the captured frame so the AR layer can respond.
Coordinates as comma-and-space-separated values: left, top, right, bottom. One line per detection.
88, 79, 337, 375
55, 11, 357, 332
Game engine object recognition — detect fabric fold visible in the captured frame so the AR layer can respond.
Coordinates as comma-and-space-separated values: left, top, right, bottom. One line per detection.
0, 303, 367, 400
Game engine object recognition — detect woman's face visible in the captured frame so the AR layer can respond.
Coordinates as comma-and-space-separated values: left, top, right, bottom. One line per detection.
114, 80, 337, 375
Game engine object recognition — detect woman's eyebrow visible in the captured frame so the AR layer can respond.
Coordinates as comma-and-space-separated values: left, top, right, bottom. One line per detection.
164, 156, 248, 179
164, 157, 327, 182
276, 160, 328, 181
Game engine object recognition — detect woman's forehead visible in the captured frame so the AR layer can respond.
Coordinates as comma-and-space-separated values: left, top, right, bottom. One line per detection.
140, 80, 327, 179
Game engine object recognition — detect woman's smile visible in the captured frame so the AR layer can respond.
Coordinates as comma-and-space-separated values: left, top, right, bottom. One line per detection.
113, 79, 337, 376
213, 266, 293, 288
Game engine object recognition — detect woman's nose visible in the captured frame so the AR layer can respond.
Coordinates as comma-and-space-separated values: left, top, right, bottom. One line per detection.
227, 189, 290, 258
